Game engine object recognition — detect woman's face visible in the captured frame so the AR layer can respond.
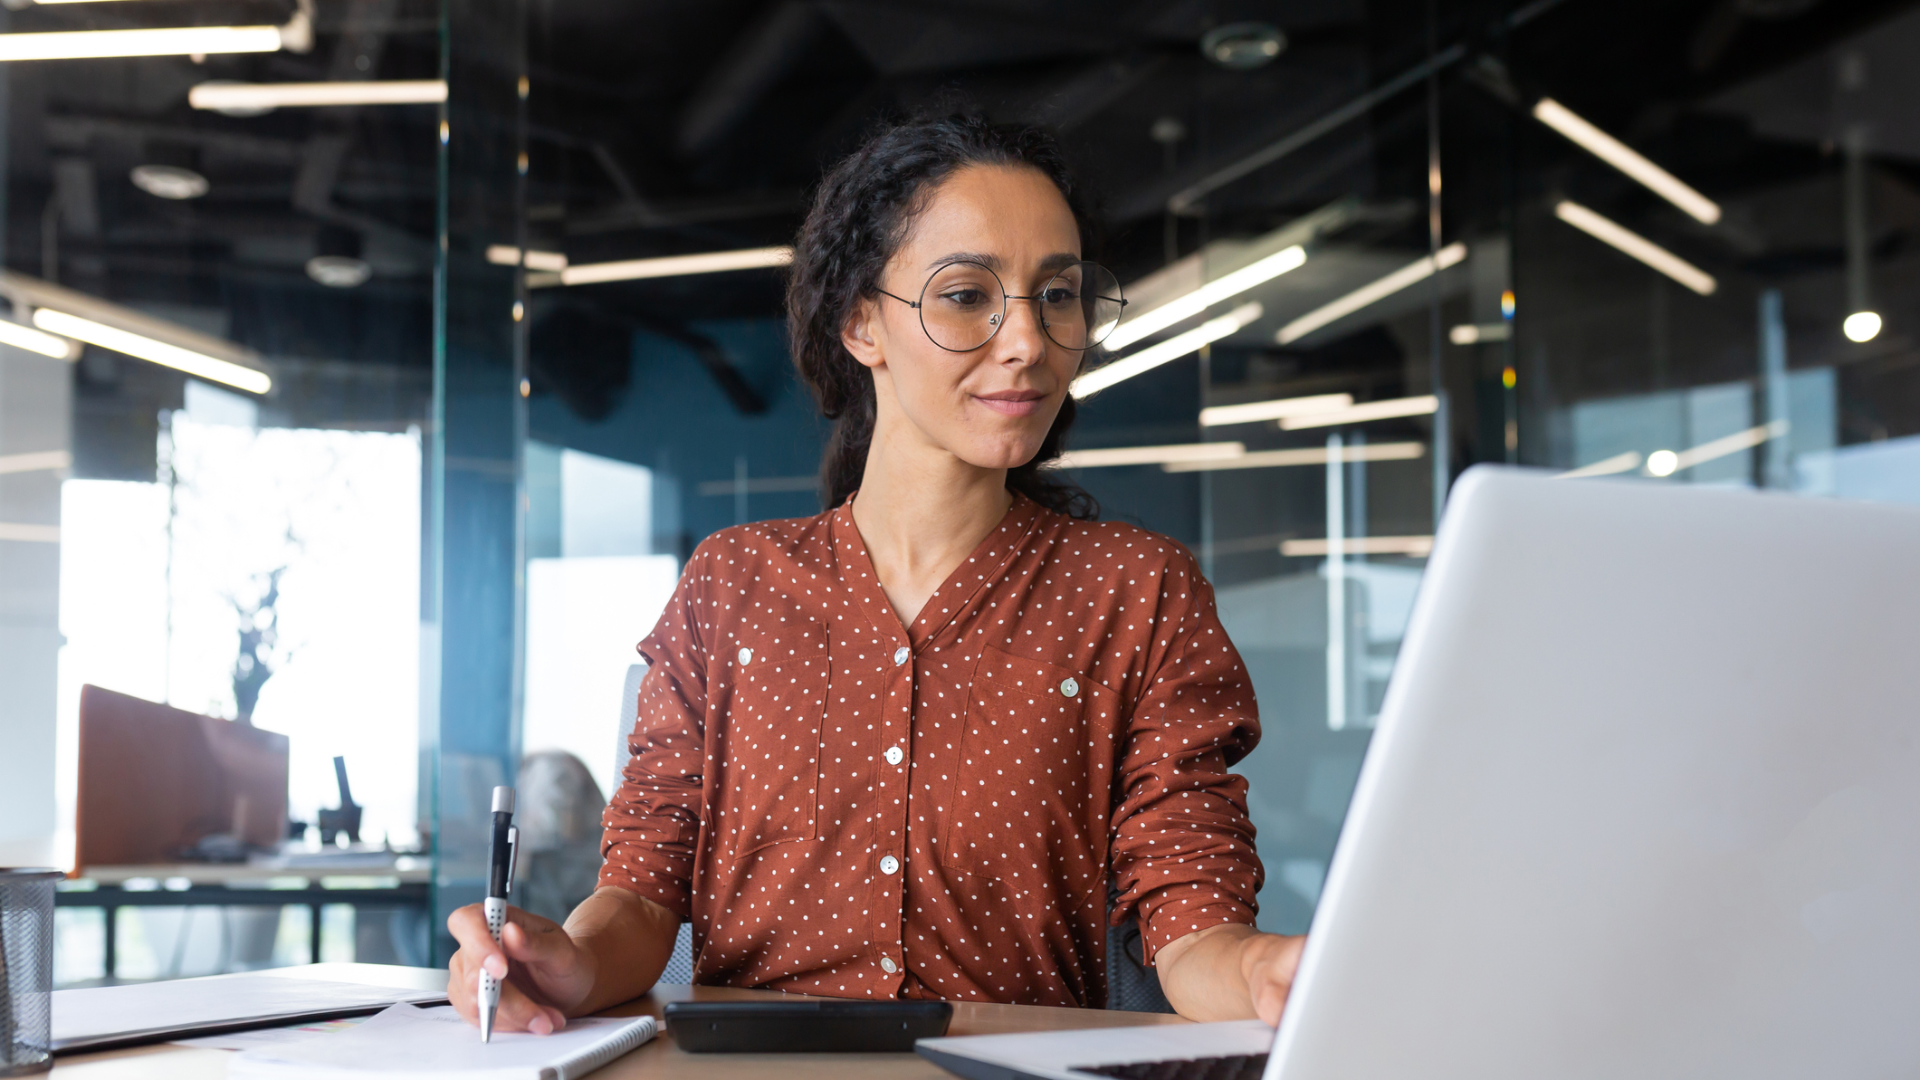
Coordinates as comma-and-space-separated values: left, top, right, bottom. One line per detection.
843, 164, 1084, 472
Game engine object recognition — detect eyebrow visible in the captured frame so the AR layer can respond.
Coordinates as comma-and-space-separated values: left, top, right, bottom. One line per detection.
926, 251, 999, 271
923, 251, 1084, 274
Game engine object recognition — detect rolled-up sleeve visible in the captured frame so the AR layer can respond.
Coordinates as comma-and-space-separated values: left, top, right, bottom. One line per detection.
1108, 557, 1264, 963
598, 547, 711, 919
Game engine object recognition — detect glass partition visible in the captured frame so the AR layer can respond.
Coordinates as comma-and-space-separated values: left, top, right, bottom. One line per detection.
1060, 7, 1465, 934
1508, 2, 1920, 502
0, 0, 441, 982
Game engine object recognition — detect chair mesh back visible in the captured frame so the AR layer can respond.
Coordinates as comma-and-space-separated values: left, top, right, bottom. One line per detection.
1105, 914, 1174, 1013
659, 922, 696, 985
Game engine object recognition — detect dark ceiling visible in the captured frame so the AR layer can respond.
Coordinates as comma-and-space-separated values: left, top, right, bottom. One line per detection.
5, 0, 1914, 390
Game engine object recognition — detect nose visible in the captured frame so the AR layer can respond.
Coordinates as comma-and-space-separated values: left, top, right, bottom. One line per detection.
991, 294, 1050, 367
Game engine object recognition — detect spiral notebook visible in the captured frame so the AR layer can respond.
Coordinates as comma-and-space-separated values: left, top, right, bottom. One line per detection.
228, 1003, 658, 1080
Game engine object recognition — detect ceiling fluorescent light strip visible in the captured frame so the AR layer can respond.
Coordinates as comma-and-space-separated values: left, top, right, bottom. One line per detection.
1281, 535, 1435, 557
32, 309, 271, 394
1164, 441, 1425, 473
0, 450, 72, 475
189, 80, 446, 110
1278, 394, 1439, 430
1199, 392, 1353, 427
1277, 242, 1466, 345
1054, 442, 1246, 469
1669, 420, 1788, 473
0, 318, 77, 359
0, 25, 282, 62
485, 245, 568, 271
1103, 245, 1305, 352
1553, 201, 1716, 296
560, 246, 793, 286
1072, 303, 1262, 399
1532, 98, 1721, 226
1448, 322, 1510, 345
1556, 450, 1642, 479
1558, 421, 1787, 480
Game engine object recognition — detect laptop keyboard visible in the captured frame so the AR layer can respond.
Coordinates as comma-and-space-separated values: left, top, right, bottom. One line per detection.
1073, 1053, 1270, 1080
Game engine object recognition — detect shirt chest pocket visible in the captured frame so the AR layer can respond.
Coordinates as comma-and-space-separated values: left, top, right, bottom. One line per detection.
941, 644, 1111, 899
716, 621, 829, 859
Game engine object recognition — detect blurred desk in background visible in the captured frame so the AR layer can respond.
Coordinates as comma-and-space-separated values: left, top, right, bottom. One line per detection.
56, 857, 432, 974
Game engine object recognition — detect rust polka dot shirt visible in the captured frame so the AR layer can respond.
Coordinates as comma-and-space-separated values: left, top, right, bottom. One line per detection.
599, 492, 1264, 1009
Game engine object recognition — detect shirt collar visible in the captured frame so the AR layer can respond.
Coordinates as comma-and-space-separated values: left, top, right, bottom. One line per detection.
828, 490, 1046, 651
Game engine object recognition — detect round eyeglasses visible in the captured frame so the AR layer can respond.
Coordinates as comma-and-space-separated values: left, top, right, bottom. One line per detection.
875, 260, 1127, 353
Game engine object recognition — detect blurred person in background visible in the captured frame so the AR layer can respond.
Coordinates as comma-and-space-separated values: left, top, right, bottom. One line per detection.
512, 751, 606, 926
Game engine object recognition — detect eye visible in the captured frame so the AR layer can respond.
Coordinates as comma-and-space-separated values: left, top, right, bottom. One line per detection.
1041, 286, 1078, 305
938, 287, 991, 308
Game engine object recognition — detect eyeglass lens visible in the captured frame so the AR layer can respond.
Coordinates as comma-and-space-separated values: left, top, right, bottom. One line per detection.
915, 261, 1124, 353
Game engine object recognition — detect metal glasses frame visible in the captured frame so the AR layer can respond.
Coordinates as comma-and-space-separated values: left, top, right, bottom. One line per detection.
874, 259, 1127, 353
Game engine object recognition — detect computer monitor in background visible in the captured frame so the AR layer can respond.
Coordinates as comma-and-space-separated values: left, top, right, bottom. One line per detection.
76, 685, 288, 869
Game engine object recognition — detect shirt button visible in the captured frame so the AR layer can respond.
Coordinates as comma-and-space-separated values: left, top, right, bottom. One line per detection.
893, 646, 910, 666
1060, 677, 1079, 698
880, 957, 898, 974
879, 855, 900, 875
738, 647, 752, 665
884, 746, 904, 766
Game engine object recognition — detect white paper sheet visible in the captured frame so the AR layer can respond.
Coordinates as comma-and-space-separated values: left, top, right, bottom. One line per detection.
172, 1015, 372, 1051
230, 1004, 657, 1080
53, 973, 445, 1050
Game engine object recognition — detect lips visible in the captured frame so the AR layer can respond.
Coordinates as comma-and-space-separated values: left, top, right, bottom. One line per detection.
974, 390, 1047, 417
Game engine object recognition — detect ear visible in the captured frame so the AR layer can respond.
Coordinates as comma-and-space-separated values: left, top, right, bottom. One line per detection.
841, 295, 886, 372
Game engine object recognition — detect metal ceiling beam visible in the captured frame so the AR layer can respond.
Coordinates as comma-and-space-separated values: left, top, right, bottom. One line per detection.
46, 115, 306, 165
1166, 44, 1466, 216
554, 191, 807, 235
676, 1, 824, 158
290, 0, 434, 258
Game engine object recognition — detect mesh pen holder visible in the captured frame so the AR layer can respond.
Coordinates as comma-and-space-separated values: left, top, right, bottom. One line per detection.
0, 870, 56, 1076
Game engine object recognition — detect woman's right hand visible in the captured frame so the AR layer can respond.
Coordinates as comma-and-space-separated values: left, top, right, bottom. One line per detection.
446, 902, 598, 1035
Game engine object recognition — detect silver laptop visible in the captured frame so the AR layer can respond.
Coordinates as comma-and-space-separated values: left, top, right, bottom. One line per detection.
918, 465, 1920, 1080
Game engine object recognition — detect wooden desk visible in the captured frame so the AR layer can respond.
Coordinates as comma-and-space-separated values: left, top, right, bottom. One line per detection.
54, 964, 1188, 1079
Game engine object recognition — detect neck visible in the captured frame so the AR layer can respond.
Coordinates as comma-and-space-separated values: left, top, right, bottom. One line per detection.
850, 403, 1014, 629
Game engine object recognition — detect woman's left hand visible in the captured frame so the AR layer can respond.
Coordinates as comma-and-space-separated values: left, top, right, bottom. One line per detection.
1155, 923, 1306, 1025
1236, 931, 1306, 1024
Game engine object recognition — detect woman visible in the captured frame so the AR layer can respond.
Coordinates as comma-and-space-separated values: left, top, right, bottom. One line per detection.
448, 113, 1304, 1030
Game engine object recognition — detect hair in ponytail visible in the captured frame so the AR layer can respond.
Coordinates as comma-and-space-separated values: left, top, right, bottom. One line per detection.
785, 111, 1098, 520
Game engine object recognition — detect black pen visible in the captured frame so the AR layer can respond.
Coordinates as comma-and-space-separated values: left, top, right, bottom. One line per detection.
479, 785, 517, 1043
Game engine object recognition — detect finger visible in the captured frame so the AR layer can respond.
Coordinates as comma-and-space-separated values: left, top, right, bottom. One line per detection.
446, 953, 478, 1020
500, 917, 577, 973
1246, 953, 1297, 1026
1252, 975, 1288, 1025
473, 968, 568, 1034
446, 904, 507, 973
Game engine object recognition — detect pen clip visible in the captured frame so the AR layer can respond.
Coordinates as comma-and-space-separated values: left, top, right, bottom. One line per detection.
505, 825, 519, 896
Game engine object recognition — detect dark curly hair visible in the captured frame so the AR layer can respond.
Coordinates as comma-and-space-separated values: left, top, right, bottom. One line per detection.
786, 112, 1099, 519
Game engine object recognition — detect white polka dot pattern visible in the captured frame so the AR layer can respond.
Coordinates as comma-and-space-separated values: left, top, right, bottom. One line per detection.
599, 493, 1264, 1010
